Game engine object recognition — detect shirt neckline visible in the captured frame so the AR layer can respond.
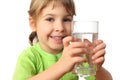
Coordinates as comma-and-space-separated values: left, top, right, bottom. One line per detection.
33, 42, 62, 61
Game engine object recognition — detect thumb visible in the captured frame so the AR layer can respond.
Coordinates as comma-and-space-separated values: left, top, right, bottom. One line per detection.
63, 36, 73, 47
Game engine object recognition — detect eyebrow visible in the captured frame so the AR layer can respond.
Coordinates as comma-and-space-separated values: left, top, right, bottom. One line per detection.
44, 14, 54, 17
42, 13, 72, 18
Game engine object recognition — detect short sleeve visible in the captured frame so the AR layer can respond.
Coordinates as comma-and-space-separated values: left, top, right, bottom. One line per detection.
13, 49, 38, 80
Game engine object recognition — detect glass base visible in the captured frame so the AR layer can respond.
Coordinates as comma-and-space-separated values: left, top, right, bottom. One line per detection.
78, 76, 86, 80
73, 65, 96, 78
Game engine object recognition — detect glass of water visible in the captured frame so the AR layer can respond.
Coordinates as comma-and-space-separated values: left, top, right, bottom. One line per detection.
72, 21, 99, 79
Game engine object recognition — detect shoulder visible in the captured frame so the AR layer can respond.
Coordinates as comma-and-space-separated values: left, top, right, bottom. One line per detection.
18, 43, 42, 63
21, 43, 40, 56
13, 44, 42, 79
19, 46, 36, 58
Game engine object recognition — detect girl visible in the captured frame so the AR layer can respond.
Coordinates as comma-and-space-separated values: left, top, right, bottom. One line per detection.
13, 0, 112, 80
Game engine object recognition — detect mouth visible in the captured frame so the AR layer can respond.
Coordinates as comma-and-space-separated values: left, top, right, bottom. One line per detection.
50, 36, 65, 40
50, 36, 65, 43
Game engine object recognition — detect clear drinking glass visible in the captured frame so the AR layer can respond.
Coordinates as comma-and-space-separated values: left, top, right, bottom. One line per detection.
72, 21, 99, 79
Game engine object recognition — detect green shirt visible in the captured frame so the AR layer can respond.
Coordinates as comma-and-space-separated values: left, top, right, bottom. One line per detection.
13, 43, 95, 80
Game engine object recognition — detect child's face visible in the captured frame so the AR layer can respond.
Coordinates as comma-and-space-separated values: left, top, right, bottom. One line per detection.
30, 2, 73, 54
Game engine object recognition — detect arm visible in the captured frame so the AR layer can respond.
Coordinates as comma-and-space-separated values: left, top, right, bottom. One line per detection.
28, 36, 87, 80
28, 61, 66, 80
96, 67, 113, 80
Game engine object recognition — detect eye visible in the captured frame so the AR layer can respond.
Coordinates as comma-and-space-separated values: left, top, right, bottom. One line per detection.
46, 17, 54, 22
63, 18, 72, 22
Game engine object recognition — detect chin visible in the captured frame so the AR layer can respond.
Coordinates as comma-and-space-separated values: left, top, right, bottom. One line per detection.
52, 45, 63, 51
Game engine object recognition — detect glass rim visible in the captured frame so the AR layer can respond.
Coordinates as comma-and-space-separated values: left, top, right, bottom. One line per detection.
72, 20, 99, 33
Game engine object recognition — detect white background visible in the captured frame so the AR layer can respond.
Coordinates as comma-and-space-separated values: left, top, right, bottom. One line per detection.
0, 0, 119, 80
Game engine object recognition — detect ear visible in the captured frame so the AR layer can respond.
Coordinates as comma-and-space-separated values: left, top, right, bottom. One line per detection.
29, 17, 36, 31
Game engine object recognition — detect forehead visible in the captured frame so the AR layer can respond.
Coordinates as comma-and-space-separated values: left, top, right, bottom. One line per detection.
40, 1, 69, 16
46, 1, 67, 11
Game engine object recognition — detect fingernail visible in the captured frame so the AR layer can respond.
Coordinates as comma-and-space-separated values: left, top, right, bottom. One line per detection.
69, 41, 72, 44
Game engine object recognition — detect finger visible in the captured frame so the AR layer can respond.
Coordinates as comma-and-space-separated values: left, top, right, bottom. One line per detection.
69, 41, 85, 48
93, 42, 106, 53
92, 49, 106, 60
95, 40, 103, 45
69, 48, 88, 57
84, 39, 92, 47
72, 56, 87, 63
73, 38, 82, 42
63, 36, 73, 47
93, 57, 105, 64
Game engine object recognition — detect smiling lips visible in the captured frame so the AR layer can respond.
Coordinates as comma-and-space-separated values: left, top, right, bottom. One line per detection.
50, 36, 65, 43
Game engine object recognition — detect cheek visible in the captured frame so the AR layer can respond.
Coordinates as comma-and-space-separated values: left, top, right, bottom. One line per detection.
36, 22, 52, 32
65, 26, 72, 35
37, 26, 52, 39
64, 23, 73, 34
37, 28, 50, 36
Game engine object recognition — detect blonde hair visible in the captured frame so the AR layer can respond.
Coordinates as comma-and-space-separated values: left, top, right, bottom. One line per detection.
28, 0, 76, 45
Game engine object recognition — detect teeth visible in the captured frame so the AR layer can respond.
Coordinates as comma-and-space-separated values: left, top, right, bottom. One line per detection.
51, 36, 63, 39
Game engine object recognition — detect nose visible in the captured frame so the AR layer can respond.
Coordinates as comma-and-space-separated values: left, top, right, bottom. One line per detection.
54, 21, 64, 32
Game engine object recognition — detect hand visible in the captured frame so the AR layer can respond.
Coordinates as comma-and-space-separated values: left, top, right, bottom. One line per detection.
92, 40, 106, 71
58, 36, 87, 73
